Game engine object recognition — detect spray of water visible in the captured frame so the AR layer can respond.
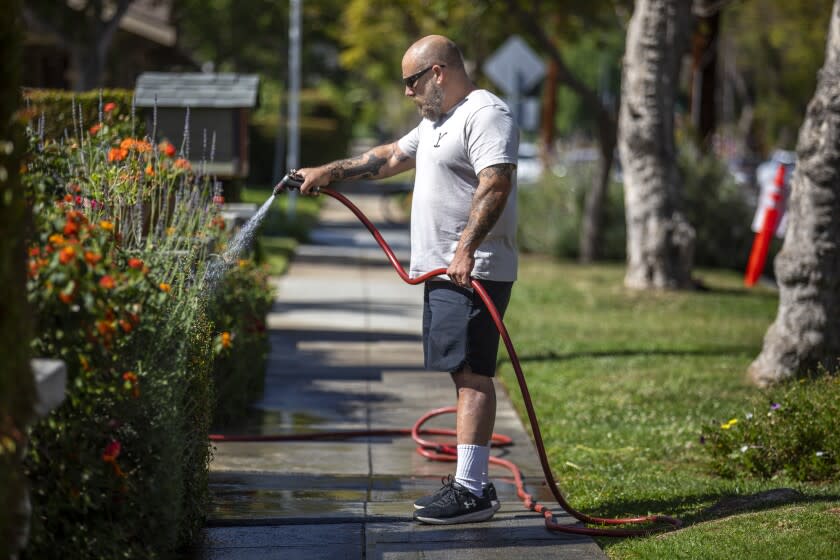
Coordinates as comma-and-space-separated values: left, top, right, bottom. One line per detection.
203, 194, 277, 290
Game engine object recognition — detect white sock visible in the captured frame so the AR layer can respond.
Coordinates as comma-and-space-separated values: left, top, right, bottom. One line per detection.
454, 444, 490, 496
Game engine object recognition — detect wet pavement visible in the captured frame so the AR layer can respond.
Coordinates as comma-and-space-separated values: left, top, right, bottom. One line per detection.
193, 188, 607, 559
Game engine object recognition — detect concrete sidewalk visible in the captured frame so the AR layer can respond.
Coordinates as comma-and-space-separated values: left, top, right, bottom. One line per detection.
194, 189, 607, 559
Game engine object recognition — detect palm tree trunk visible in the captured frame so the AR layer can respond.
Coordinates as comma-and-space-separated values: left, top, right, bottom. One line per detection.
618, 0, 695, 289
748, 1, 840, 386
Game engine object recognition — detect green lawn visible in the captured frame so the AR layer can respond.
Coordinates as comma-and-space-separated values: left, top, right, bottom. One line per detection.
240, 185, 321, 275
496, 257, 840, 559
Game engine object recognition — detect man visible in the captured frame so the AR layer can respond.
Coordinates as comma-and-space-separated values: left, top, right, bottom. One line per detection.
289, 34, 518, 525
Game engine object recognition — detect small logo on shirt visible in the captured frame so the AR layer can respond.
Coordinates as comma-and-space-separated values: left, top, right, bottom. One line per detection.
433, 132, 448, 148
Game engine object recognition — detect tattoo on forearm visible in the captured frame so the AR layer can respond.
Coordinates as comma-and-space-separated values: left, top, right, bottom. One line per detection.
460, 164, 515, 249
329, 152, 388, 181
477, 163, 515, 181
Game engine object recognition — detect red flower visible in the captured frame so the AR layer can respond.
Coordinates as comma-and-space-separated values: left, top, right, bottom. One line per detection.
119, 319, 133, 333
99, 275, 115, 289
159, 141, 176, 157
102, 440, 121, 462
127, 257, 143, 270
58, 291, 74, 304
213, 195, 225, 205
63, 220, 78, 237
89, 123, 102, 136
103, 102, 117, 113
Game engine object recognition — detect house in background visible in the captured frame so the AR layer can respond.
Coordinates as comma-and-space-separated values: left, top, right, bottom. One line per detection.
22, 0, 196, 89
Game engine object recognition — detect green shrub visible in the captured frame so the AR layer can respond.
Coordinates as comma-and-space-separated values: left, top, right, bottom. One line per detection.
679, 140, 755, 270
19, 104, 225, 558
701, 373, 840, 481
517, 164, 625, 260
206, 260, 274, 426
22, 89, 143, 144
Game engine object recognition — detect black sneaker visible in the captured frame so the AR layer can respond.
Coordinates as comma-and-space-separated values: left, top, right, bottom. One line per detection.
413, 476, 499, 510
413, 480, 498, 525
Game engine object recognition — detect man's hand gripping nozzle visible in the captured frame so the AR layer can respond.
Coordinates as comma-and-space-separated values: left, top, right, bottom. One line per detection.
273, 171, 305, 196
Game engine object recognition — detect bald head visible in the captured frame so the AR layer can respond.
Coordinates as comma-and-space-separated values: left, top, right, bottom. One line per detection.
402, 35, 474, 120
403, 35, 466, 73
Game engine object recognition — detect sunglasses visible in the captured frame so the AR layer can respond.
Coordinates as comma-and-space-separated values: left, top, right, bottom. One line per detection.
403, 64, 445, 89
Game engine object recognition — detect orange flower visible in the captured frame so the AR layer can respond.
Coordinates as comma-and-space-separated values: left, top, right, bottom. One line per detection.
99, 220, 114, 231
108, 147, 128, 162
59, 246, 76, 264
64, 193, 73, 203
119, 138, 135, 150
159, 141, 176, 157
48, 233, 65, 245
119, 319, 133, 333
84, 251, 102, 265
122, 371, 140, 398
103, 102, 117, 113
159, 282, 171, 293
58, 291, 74, 304
96, 320, 111, 336
144, 164, 154, 176
221, 331, 232, 349
89, 123, 102, 136
173, 158, 191, 170
99, 275, 115, 289
127, 257, 143, 270
134, 140, 152, 153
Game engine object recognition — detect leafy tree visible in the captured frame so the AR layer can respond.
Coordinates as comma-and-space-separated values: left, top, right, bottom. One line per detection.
22, 0, 134, 90
722, 0, 834, 152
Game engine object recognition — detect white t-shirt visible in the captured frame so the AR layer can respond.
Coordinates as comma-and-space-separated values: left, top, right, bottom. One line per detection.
397, 89, 519, 281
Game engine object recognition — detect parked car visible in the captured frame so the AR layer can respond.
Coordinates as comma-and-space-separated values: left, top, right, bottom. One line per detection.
517, 142, 543, 184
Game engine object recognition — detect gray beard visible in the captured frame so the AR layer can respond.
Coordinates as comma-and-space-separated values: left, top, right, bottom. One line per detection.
419, 83, 444, 121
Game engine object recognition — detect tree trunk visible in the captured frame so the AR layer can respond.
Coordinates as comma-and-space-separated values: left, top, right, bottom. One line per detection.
689, 9, 720, 146
580, 113, 617, 263
618, 0, 695, 289
748, 1, 840, 387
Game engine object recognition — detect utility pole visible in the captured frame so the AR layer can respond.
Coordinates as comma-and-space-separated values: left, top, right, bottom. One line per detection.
286, 0, 301, 219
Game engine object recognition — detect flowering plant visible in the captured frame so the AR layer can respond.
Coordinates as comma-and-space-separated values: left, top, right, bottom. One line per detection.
701, 373, 840, 481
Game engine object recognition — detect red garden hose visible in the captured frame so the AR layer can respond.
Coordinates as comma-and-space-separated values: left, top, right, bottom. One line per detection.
210, 186, 682, 536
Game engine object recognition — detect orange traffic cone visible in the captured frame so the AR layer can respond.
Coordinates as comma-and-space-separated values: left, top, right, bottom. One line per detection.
744, 164, 786, 287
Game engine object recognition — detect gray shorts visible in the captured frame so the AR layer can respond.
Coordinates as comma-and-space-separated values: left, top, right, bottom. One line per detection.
422, 280, 513, 377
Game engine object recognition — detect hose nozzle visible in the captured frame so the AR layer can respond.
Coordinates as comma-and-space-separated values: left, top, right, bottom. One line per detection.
273, 171, 305, 196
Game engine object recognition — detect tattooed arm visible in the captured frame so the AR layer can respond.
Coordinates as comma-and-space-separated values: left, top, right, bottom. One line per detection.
448, 163, 516, 287
292, 142, 414, 195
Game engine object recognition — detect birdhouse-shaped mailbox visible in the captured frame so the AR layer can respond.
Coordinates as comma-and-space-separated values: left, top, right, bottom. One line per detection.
134, 72, 259, 178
